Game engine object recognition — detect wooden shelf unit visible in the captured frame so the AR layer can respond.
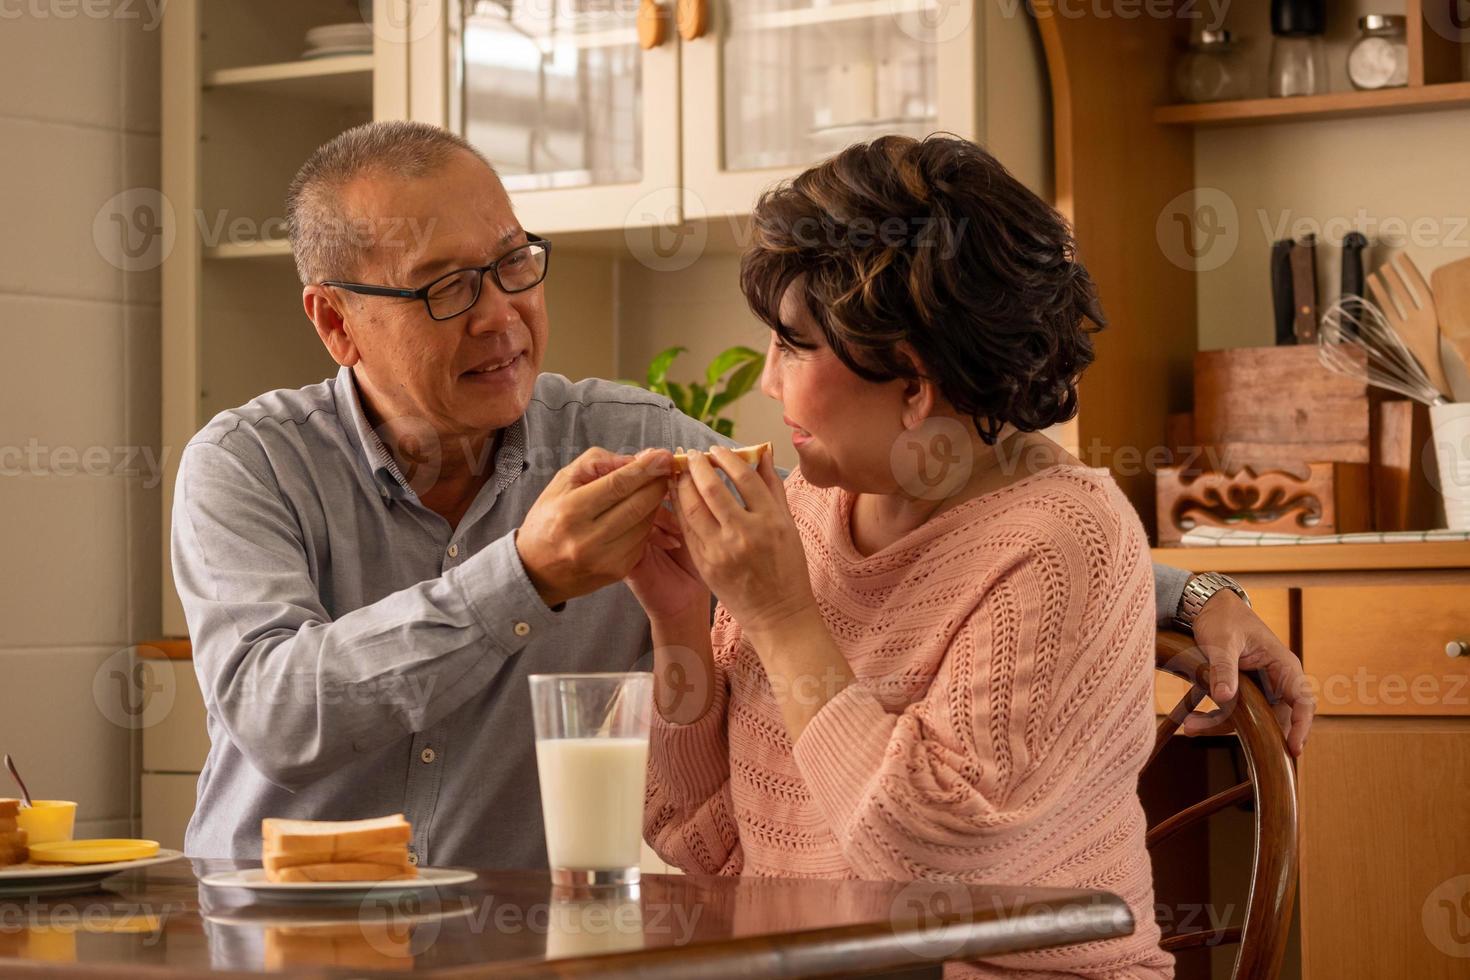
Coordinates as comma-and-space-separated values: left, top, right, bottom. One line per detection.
1156, 80, 1470, 127
1154, 0, 1467, 128
203, 55, 374, 105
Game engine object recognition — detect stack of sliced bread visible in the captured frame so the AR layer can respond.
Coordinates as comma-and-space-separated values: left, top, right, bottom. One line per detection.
261, 814, 417, 883
1, 800, 27, 867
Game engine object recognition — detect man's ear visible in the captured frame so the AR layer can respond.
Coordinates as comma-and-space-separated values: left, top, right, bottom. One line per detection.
896, 344, 939, 430
303, 285, 360, 367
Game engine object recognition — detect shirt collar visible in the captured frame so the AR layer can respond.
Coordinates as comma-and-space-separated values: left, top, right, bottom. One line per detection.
334, 365, 531, 503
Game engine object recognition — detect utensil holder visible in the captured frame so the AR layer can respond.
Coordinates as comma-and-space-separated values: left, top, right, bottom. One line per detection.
1429, 403, 1470, 529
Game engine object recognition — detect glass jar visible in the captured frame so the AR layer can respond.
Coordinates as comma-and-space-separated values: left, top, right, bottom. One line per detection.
1173, 30, 1251, 103
1269, 0, 1327, 98
1347, 15, 1409, 90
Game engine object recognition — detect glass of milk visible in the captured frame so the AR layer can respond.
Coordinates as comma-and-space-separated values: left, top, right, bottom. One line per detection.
529, 672, 654, 887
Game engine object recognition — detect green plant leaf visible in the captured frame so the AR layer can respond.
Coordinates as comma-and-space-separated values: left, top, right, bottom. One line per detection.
714, 417, 735, 438
687, 382, 711, 422
665, 381, 690, 415
709, 358, 763, 414
647, 346, 687, 389
704, 346, 763, 387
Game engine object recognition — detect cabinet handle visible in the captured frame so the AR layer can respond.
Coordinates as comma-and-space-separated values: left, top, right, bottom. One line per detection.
638, 0, 668, 49
1448, 640, 1469, 659
677, 0, 709, 41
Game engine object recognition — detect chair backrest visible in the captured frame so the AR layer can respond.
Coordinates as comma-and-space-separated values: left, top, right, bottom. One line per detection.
1145, 630, 1299, 980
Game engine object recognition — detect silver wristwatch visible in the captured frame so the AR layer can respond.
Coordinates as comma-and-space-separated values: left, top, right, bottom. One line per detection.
1173, 572, 1251, 633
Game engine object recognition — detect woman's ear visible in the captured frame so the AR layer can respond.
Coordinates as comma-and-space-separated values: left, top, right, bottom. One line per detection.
303, 285, 361, 367
896, 345, 939, 430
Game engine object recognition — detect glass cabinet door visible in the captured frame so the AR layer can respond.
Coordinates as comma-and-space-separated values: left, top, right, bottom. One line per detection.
454, 0, 681, 231
722, 0, 941, 171
682, 0, 979, 217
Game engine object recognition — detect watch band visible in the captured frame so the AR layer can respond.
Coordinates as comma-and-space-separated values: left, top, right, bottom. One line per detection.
1173, 572, 1251, 633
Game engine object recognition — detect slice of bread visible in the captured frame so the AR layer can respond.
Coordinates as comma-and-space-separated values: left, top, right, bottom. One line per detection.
0, 828, 26, 848
0, 817, 16, 834
0, 799, 18, 820
261, 814, 411, 855
0, 839, 28, 867
671, 442, 772, 475
273, 862, 418, 883
263, 845, 409, 873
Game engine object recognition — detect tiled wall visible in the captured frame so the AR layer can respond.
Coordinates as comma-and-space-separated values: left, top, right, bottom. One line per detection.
0, 9, 162, 838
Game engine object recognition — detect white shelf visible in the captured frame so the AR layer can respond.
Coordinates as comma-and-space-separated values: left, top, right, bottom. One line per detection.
203, 55, 374, 105
745, 0, 933, 30
204, 239, 293, 260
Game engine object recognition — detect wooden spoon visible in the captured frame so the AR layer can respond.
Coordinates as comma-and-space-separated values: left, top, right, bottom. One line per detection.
1431, 256, 1470, 400
1367, 254, 1452, 399
4, 754, 34, 808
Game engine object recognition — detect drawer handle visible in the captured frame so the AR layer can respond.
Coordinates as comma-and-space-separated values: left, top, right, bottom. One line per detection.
1448, 640, 1469, 659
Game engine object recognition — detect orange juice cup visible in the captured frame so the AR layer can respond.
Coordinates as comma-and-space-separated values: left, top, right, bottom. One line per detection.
16, 801, 77, 845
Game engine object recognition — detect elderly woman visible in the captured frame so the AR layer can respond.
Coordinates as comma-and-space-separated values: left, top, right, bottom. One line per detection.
627, 135, 1174, 977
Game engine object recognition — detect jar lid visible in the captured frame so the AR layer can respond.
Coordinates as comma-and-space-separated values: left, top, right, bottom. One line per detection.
1358, 13, 1406, 31
1271, 0, 1325, 36
1197, 28, 1234, 46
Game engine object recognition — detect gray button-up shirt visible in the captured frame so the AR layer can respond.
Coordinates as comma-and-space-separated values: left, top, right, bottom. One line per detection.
172, 367, 734, 868
173, 366, 1191, 868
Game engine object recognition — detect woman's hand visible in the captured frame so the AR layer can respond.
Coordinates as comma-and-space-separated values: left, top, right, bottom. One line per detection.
672, 446, 817, 637
625, 498, 711, 624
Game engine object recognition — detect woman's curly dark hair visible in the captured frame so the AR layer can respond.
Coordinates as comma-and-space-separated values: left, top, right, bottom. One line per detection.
740, 134, 1104, 445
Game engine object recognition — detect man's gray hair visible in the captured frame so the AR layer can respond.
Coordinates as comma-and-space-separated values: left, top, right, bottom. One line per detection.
286, 120, 495, 286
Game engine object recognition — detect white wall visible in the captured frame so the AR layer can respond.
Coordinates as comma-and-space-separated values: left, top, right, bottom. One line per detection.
0, 8, 162, 838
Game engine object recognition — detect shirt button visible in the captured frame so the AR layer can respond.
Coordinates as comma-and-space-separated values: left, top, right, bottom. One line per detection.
447, 543, 459, 558
407, 851, 419, 866
421, 747, 436, 764
514, 622, 531, 637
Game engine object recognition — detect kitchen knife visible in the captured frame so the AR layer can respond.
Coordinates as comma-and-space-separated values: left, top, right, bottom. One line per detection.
1341, 231, 1368, 337
1290, 232, 1319, 343
1272, 239, 1296, 345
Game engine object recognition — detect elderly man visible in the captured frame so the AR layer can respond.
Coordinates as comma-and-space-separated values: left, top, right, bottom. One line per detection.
172, 121, 1312, 868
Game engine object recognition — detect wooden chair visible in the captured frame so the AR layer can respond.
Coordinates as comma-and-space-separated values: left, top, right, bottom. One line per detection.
1144, 630, 1299, 979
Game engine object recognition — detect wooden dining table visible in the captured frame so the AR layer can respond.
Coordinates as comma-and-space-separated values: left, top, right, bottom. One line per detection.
0, 859, 1135, 978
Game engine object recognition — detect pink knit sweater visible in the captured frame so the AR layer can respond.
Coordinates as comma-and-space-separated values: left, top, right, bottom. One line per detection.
644, 465, 1172, 978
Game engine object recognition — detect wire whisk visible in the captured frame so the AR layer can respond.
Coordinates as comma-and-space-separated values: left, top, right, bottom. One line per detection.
1318, 296, 1450, 406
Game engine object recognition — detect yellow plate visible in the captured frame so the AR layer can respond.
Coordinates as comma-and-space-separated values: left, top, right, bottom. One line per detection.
28, 839, 161, 865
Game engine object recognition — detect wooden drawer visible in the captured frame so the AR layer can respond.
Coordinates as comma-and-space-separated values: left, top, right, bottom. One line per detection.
1155, 587, 1293, 714
1302, 584, 1470, 716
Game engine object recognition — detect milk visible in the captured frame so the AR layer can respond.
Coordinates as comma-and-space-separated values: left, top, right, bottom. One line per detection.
535, 737, 650, 871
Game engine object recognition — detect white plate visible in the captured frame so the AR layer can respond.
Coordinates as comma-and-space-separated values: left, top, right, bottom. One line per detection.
0, 850, 184, 896
200, 866, 477, 904
304, 22, 374, 47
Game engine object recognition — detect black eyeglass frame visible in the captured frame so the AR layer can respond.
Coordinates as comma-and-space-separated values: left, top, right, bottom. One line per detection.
321, 234, 552, 321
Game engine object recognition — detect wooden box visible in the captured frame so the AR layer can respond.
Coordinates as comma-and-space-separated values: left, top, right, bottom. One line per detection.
1156, 462, 1372, 545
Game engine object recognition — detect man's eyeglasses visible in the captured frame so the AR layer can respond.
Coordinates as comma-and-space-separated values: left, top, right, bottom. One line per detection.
321, 234, 552, 321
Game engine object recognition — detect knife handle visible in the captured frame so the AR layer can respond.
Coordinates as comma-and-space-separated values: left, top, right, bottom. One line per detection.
1272, 240, 1297, 345
1290, 233, 1319, 343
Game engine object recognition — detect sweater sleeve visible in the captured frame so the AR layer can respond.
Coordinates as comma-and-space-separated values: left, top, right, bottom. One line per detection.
643, 633, 744, 875
789, 498, 1157, 882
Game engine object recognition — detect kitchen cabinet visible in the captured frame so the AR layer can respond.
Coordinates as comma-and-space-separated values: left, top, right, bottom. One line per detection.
1154, 544, 1470, 979
417, 0, 1039, 232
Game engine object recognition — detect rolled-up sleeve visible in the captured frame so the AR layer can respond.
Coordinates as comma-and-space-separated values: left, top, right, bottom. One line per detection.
1152, 561, 1191, 628
172, 441, 558, 791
